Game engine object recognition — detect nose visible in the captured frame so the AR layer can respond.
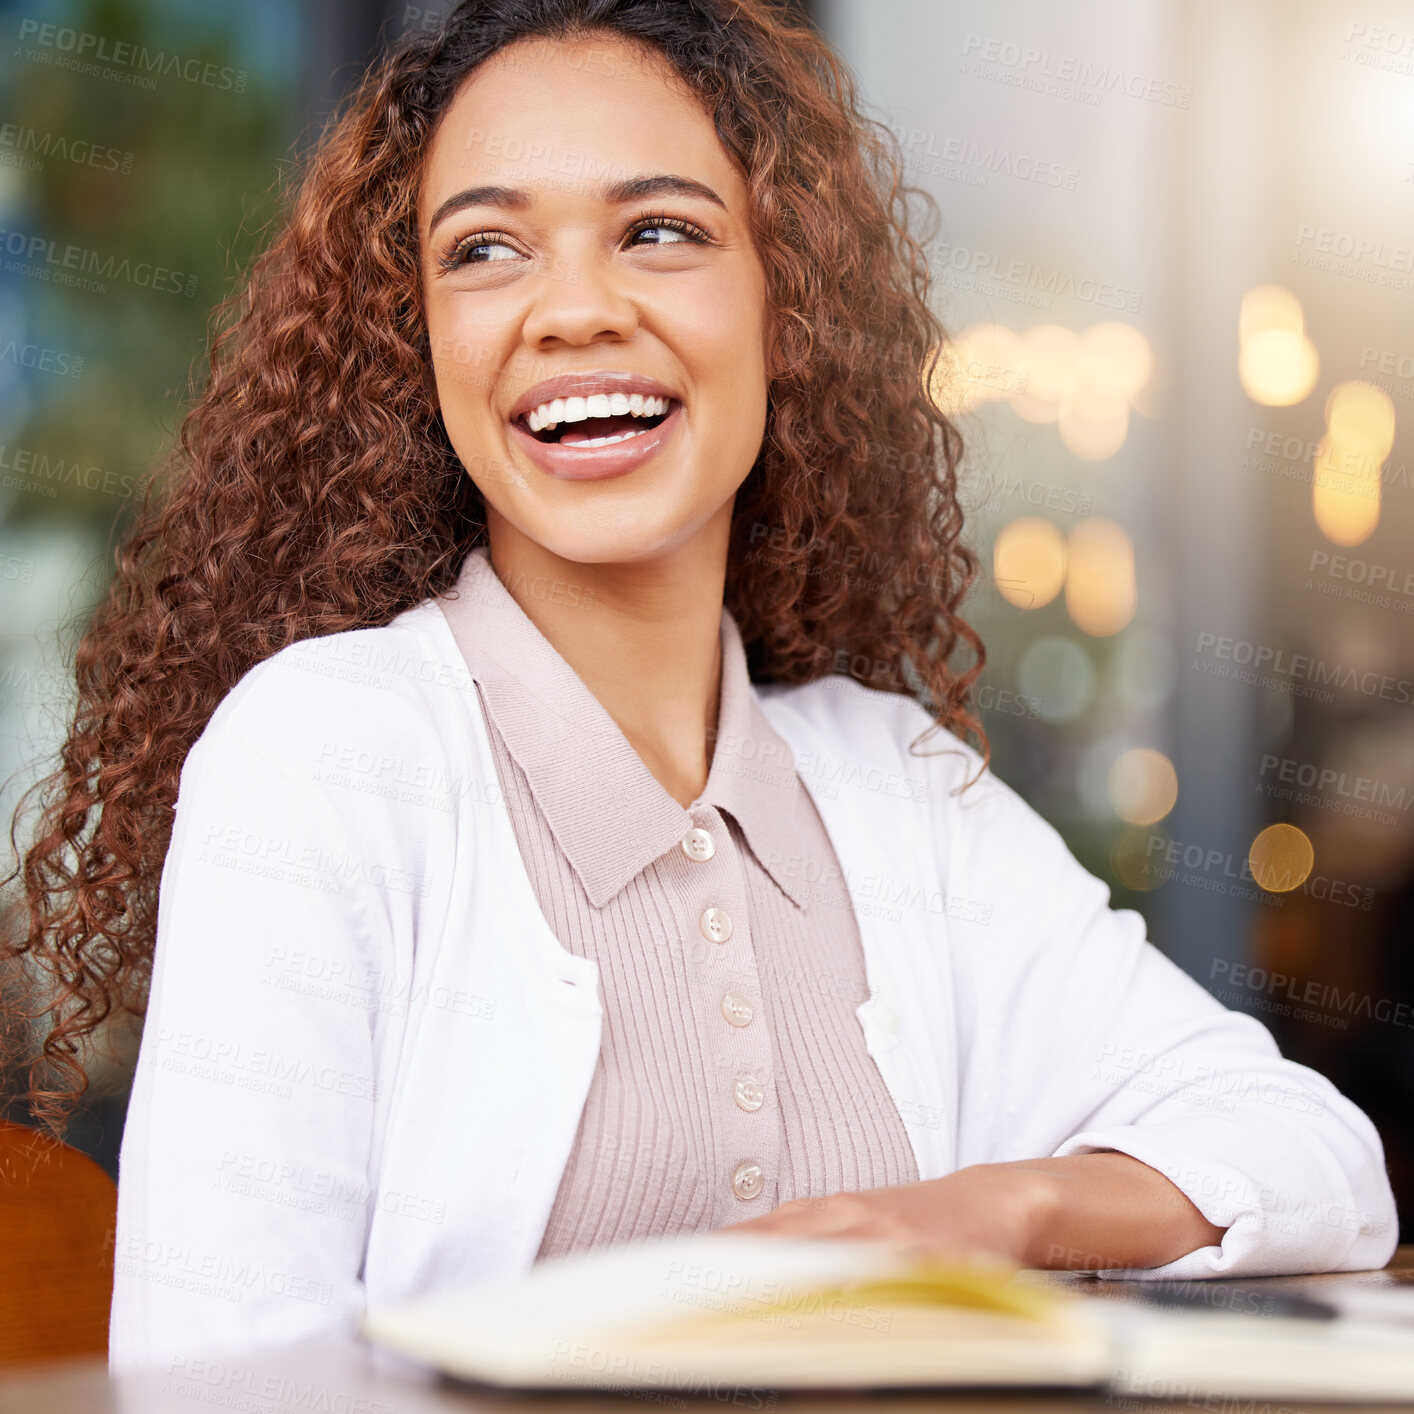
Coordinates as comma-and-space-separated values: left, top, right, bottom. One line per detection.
519, 253, 639, 349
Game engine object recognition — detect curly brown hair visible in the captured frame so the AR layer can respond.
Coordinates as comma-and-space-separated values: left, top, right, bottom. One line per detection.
1, 0, 986, 1137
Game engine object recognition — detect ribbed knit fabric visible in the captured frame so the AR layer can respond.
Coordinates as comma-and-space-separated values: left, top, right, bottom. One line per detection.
439, 548, 917, 1259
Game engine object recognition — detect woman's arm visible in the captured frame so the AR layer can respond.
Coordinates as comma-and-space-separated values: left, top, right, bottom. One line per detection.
109, 679, 387, 1373
751, 685, 1398, 1277
1008, 1152, 1229, 1269
724, 1152, 1228, 1270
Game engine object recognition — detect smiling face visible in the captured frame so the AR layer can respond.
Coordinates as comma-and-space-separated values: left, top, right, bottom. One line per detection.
417, 33, 773, 568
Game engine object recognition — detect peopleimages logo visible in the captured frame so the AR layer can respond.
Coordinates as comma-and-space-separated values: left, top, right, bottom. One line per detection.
958, 34, 1192, 107
930, 241, 1142, 312
1308, 549, 1414, 600
1145, 832, 1375, 910
0, 226, 197, 296
16, 18, 248, 91
1194, 632, 1414, 706
0, 122, 135, 174
1212, 959, 1414, 1031
1258, 753, 1411, 824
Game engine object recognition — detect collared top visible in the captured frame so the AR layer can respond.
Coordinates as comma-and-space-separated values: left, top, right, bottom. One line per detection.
444, 547, 918, 1253
108, 542, 1398, 1374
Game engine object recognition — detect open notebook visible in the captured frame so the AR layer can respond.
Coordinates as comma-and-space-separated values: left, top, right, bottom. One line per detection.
360, 1231, 1414, 1401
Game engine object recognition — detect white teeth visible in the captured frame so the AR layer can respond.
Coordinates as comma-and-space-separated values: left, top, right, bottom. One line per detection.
528, 399, 569, 433
572, 426, 651, 448
524, 390, 672, 432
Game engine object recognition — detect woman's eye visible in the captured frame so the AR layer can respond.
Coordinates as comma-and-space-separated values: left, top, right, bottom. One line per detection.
627, 218, 708, 247
633, 225, 688, 245
448, 236, 520, 267
439, 218, 707, 273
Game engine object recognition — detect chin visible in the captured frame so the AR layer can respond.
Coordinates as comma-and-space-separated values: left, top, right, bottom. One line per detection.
535, 523, 701, 568
505, 497, 724, 569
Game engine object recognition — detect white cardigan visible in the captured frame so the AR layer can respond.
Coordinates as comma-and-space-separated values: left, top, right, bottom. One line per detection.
108, 595, 1399, 1373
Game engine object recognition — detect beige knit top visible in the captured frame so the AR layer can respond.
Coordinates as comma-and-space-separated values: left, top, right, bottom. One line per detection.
440, 547, 917, 1260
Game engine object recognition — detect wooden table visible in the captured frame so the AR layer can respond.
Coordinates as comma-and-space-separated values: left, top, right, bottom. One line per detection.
2, 1248, 1411, 1413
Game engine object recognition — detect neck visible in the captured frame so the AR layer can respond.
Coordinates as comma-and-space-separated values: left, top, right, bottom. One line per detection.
483, 509, 731, 809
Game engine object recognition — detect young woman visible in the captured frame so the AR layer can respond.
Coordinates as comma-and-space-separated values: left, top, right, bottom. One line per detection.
2, 0, 1395, 1376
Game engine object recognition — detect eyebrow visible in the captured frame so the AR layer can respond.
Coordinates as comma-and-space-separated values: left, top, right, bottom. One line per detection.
426, 173, 727, 237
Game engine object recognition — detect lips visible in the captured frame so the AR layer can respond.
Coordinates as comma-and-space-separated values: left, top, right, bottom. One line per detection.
506, 369, 684, 482
508, 369, 681, 425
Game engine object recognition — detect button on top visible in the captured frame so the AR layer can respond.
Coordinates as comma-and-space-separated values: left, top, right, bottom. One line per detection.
731, 1160, 764, 1200
733, 1075, 765, 1112
681, 827, 716, 862
700, 906, 733, 943
721, 992, 754, 1027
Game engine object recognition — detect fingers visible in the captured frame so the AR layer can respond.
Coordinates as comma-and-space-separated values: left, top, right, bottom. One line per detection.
724, 1192, 913, 1243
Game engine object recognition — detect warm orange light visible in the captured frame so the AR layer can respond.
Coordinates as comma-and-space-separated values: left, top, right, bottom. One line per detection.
1310, 384, 1393, 546
1007, 324, 1078, 423
993, 517, 1067, 609
1239, 285, 1304, 341
1008, 321, 1150, 454
1058, 376, 1130, 460
1238, 329, 1320, 406
1237, 286, 1319, 407
1248, 823, 1314, 893
1079, 322, 1154, 401
1107, 748, 1178, 826
1065, 519, 1136, 636
1325, 381, 1396, 460
1313, 439, 1382, 546
932, 325, 1027, 415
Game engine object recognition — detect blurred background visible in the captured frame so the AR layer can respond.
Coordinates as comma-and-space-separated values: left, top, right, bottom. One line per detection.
0, 0, 1410, 1238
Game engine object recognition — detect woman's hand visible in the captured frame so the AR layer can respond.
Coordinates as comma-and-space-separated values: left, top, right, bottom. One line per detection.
720, 1163, 1050, 1264
720, 1153, 1229, 1271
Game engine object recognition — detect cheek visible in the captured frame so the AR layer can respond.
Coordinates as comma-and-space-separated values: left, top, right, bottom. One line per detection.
684, 302, 770, 426
666, 252, 769, 377
433, 356, 494, 421
424, 297, 505, 416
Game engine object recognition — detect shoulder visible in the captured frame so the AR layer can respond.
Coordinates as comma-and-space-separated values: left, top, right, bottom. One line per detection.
188, 598, 474, 784
755, 674, 998, 805
757, 675, 1081, 878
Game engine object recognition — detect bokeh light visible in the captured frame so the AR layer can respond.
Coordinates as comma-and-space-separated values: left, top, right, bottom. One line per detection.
1107, 747, 1179, 825
1058, 376, 1131, 460
1110, 825, 1169, 892
931, 324, 1027, 416
1080, 322, 1155, 401
1006, 322, 1153, 458
1064, 518, 1137, 636
1237, 285, 1319, 406
1312, 384, 1393, 546
1239, 284, 1304, 340
993, 517, 1067, 610
1008, 324, 1078, 423
1238, 328, 1320, 406
1325, 381, 1396, 461
1248, 823, 1315, 893
1016, 636, 1095, 723
1110, 629, 1179, 716
1313, 438, 1382, 546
